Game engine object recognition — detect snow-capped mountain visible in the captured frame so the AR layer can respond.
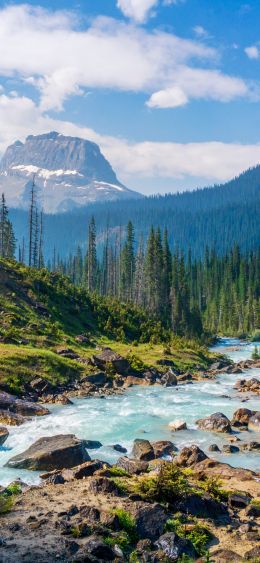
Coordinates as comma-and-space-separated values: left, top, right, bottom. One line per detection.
0, 132, 142, 213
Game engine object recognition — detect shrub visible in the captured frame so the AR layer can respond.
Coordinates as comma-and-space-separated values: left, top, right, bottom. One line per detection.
112, 509, 138, 543
165, 518, 211, 556
0, 494, 13, 514
199, 476, 228, 502
109, 467, 129, 478
133, 462, 191, 503
126, 353, 145, 372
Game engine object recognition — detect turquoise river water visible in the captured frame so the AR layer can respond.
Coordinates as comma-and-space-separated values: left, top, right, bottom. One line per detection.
0, 338, 259, 486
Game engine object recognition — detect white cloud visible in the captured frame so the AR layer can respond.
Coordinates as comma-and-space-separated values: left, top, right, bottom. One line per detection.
0, 4, 256, 112
245, 45, 259, 60
147, 67, 249, 108
193, 25, 208, 38
1, 93, 260, 193
117, 0, 158, 22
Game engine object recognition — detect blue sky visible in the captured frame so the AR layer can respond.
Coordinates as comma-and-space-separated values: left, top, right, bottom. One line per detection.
0, 0, 260, 194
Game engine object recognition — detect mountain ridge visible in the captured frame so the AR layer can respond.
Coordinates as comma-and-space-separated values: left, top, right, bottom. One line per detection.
0, 132, 142, 212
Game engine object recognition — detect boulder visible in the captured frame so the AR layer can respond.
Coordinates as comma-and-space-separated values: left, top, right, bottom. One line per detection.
0, 409, 26, 426
232, 408, 254, 427
84, 372, 108, 387
176, 445, 208, 467
0, 391, 49, 417
92, 348, 130, 375
88, 477, 119, 495
157, 359, 176, 367
176, 492, 228, 519
208, 444, 220, 452
0, 426, 9, 445
110, 444, 127, 453
131, 502, 168, 540
168, 420, 187, 431
123, 376, 145, 387
84, 440, 102, 449
29, 377, 54, 395
41, 460, 105, 482
116, 456, 148, 475
245, 503, 260, 518
228, 493, 251, 509
209, 549, 243, 562
161, 370, 177, 387
248, 411, 260, 431
56, 348, 80, 359
196, 412, 232, 433
155, 532, 197, 561
240, 441, 260, 451
132, 439, 155, 461
6, 434, 90, 471
222, 444, 240, 454
82, 536, 116, 560
151, 440, 176, 458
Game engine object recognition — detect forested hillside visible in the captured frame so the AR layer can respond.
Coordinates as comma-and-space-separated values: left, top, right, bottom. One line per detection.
10, 164, 260, 260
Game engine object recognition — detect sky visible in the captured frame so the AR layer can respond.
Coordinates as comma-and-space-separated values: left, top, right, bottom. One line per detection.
0, 0, 260, 194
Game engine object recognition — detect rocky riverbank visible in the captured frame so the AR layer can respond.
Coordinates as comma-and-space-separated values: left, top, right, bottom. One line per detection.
0, 439, 259, 563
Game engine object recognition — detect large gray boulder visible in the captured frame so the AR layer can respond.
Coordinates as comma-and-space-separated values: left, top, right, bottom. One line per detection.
5, 434, 90, 471
196, 412, 232, 433
155, 532, 197, 561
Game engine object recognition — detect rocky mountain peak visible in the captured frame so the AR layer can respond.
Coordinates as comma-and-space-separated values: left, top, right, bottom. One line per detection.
0, 132, 141, 212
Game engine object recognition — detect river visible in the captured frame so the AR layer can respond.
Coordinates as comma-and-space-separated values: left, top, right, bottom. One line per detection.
0, 338, 259, 486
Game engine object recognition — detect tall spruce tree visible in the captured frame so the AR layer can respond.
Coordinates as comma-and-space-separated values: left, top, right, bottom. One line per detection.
0, 193, 16, 259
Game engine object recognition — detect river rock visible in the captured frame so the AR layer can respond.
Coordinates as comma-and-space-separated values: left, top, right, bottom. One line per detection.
0, 409, 27, 426
132, 439, 155, 461
110, 444, 127, 453
222, 444, 240, 454
92, 348, 130, 375
116, 456, 148, 475
0, 391, 49, 417
208, 444, 220, 452
161, 370, 177, 387
6, 434, 90, 471
155, 532, 197, 561
240, 441, 260, 451
131, 502, 168, 540
29, 377, 54, 395
196, 412, 232, 433
176, 445, 208, 467
234, 378, 260, 394
168, 419, 187, 431
0, 426, 9, 445
248, 411, 260, 431
232, 408, 254, 427
151, 440, 176, 458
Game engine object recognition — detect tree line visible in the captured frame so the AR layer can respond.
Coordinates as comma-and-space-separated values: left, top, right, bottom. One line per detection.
1, 192, 259, 338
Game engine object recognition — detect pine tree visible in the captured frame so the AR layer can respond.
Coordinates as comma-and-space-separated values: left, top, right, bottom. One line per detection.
0, 193, 16, 259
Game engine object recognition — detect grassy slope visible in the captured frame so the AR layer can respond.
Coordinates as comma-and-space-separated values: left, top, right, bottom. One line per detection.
0, 259, 216, 394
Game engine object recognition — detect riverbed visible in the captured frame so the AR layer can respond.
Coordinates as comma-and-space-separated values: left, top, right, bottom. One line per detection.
0, 338, 259, 486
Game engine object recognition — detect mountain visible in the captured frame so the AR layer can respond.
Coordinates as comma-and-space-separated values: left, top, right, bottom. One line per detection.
0, 132, 142, 212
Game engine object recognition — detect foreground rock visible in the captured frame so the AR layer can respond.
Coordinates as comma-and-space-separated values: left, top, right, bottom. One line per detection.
6, 434, 90, 471
132, 439, 155, 461
0, 425, 9, 445
0, 391, 49, 417
155, 532, 197, 560
197, 412, 232, 433
176, 444, 208, 467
